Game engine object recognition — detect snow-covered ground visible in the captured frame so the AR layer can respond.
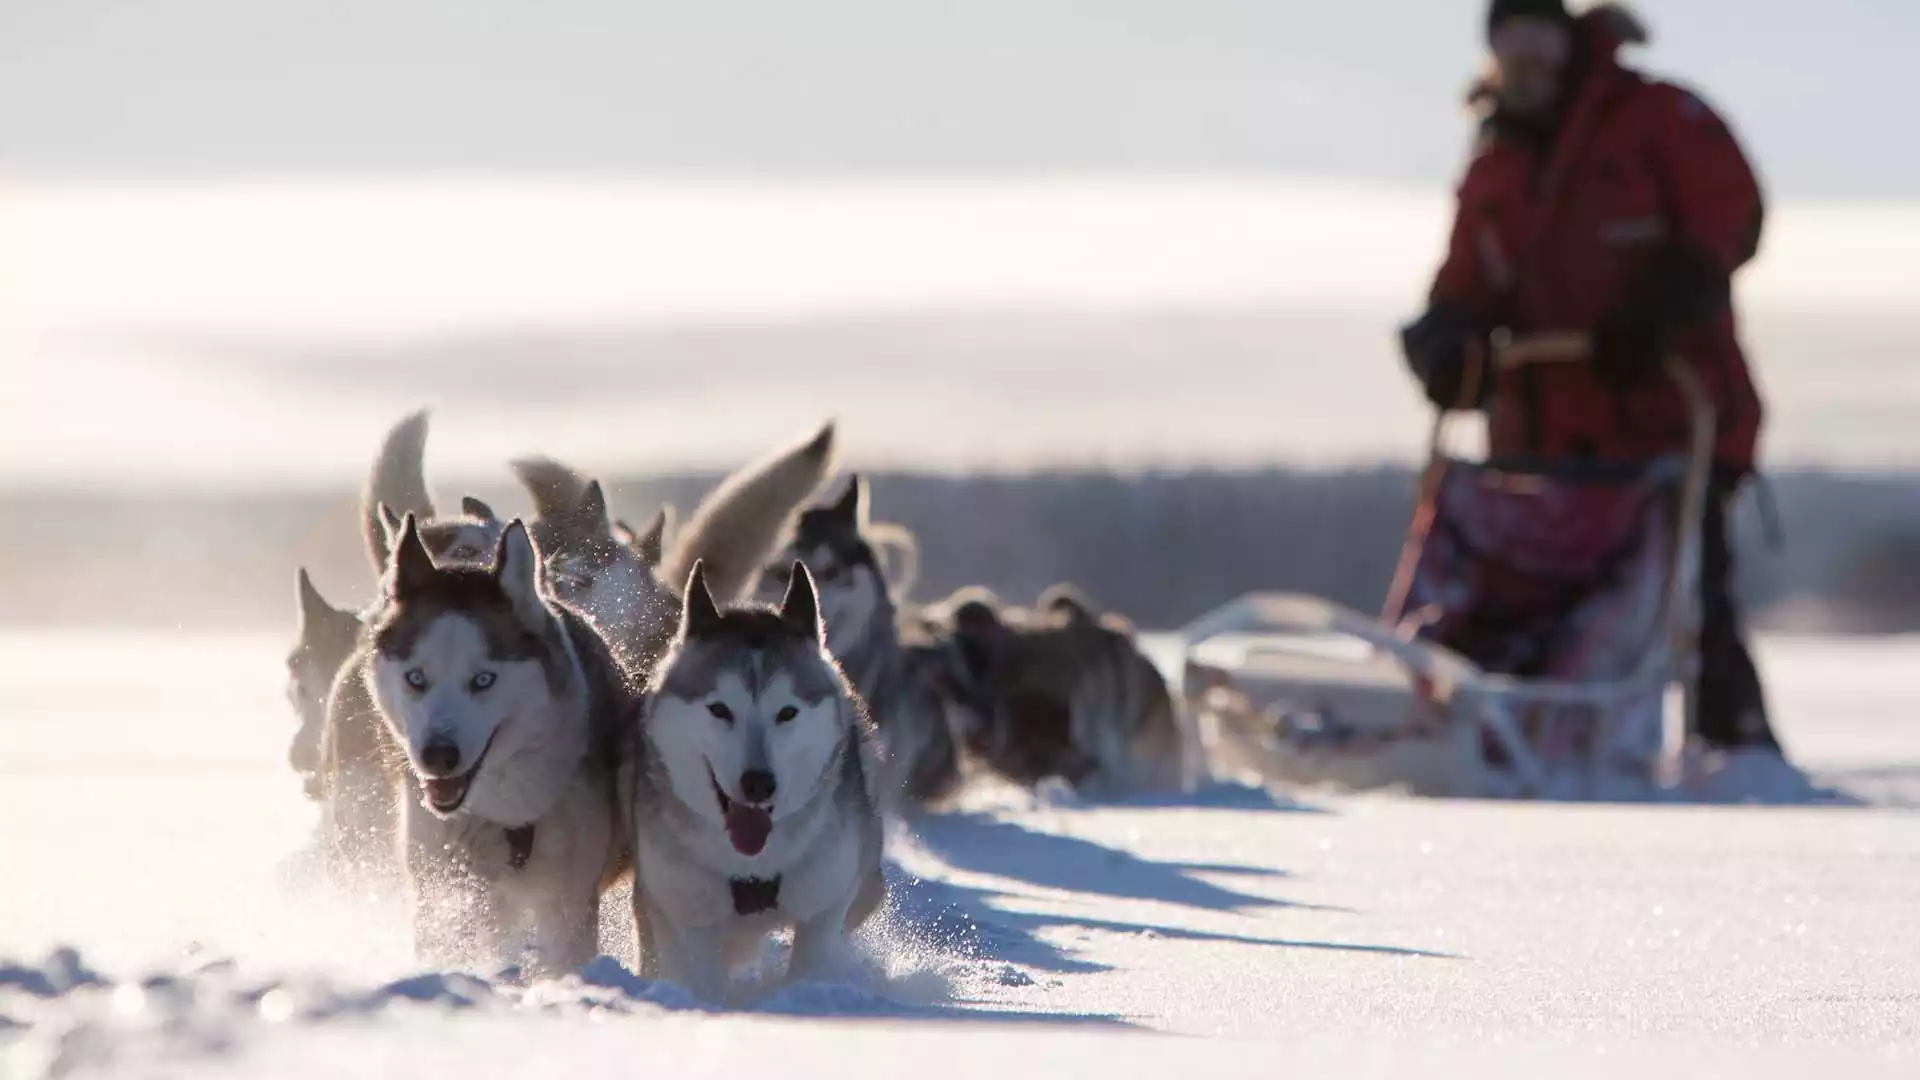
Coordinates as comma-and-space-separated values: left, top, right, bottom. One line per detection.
1, 628, 1916, 1077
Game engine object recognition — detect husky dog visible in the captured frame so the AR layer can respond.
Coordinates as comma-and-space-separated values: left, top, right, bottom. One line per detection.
934, 584, 1186, 793
308, 502, 526, 893
505, 463, 677, 674
485, 446, 671, 572
287, 411, 501, 779
315, 492, 664, 894
614, 507, 673, 567
507, 422, 839, 675
287, 569, 363, 798
360, 514, 634, 976
763, 476, 975, 805
628, 561, 885, 999
307, 414, 827, 891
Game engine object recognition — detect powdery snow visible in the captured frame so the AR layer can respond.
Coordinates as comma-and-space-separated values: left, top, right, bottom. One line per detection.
1, 630, 1916, 1078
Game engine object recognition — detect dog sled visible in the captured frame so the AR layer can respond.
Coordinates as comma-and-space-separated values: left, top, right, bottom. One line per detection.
1177, 335, 1714, 799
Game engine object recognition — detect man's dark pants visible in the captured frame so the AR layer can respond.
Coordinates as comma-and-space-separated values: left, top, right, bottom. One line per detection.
1696, 468, 1780, 751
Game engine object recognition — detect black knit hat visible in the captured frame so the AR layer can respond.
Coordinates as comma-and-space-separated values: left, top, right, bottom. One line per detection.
1487, 0, 1572, 39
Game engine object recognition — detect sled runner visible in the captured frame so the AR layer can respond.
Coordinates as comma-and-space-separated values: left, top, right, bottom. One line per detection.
1177, 335, 1714, 798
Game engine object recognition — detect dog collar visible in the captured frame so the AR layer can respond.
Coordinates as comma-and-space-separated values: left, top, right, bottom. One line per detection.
505, 824, 536, 870
729, 875, 780, 916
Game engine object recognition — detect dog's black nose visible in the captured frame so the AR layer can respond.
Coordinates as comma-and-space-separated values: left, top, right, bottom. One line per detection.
421, 738, 461, 777
739, 768, 777, 805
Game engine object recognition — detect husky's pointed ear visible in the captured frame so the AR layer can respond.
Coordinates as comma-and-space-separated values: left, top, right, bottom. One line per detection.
296, 567, 329, 631
491, 519, 547, 622
574, 480, 613, 538
384, 513, 435, 599
378, 502, 405, 545
828, 474, 866, 528
461, 496, 499, 523
679, 559, 723, 640
779, 561, 824, 644
803, 420, 835, 462
635, 505, 671, 566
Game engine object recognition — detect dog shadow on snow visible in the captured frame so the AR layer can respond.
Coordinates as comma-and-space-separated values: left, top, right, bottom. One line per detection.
892, 806, 1459, 986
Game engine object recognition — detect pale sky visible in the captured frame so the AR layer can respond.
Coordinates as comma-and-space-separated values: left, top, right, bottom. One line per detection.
1, 0, 1915, 197
3, 2, 1916, 484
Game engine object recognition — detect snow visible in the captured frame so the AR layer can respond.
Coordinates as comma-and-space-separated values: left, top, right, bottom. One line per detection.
2, 629, 1918, 1078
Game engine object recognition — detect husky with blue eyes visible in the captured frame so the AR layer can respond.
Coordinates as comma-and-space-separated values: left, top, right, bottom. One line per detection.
362, 513, 636, 977
302, 411, 836, 906
627, 559, 886, 1001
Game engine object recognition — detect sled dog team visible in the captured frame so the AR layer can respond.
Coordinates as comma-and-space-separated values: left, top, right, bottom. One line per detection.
286, 411, 1183, 993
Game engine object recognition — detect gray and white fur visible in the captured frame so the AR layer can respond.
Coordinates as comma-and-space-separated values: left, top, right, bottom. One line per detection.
287, 568, 364, 800
292, 410, 500, 786
931, 585, 1187, 794
298, 411, 512, 879
303, 414, 825, 893
761, 476, 975, 806
494, 468, 676, 675
627, 560, 886, 1000
363, 514, 635, 977
507, 421, 838, 676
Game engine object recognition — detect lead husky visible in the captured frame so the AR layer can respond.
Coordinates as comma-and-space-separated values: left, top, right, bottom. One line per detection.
310, 500, 650, 896
628, 560, 886, 1000
362, 514, 634, 976
763, 476, 975, 805
288, 411, 505, 803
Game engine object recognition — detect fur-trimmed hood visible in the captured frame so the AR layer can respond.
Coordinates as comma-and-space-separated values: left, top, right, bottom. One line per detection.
1467, 3, 1649, 114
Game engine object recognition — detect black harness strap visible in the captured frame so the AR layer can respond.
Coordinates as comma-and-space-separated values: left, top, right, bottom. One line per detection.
730, 876, 781, 916
505, 825, 536, 870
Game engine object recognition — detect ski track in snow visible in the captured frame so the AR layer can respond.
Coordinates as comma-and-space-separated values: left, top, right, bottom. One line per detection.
2, 630, 1918, 1078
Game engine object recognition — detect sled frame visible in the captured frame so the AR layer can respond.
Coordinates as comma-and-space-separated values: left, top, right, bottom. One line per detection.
1178, 335, 1716, 798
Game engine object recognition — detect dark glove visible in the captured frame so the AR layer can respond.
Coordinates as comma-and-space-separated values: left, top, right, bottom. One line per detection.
1592, 241, 1732, 393
1398, 301, 1488, 410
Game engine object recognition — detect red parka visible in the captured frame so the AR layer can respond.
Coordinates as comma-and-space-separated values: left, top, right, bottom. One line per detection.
1428, 6, 1766, 471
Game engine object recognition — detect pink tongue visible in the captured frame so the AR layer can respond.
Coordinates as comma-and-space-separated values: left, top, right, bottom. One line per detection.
724, 804, 773, 856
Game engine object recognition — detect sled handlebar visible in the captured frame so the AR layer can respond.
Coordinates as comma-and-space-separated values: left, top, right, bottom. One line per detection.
1486, 332, 1712, 445
1489, 331, 1593, 370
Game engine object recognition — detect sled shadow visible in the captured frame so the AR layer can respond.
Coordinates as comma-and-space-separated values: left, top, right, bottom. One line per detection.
1480, 768, 1872, 809
1207, 758, 1873, 810
1804, 764, 1920, 810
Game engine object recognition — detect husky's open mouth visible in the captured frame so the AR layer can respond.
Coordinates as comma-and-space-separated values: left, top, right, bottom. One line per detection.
706, 761, 773, 857
420, 730, 500, 815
